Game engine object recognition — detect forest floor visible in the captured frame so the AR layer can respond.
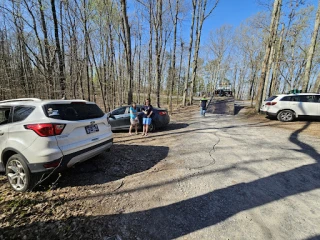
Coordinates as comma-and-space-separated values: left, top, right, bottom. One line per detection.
1, 103, 320, 240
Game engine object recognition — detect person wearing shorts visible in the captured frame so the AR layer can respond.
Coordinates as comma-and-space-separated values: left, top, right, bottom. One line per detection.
200, 95, 208, 117
129, 102, 139, 135
142, 99, 153, 136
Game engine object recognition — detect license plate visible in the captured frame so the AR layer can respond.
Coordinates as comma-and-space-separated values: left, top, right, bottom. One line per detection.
85, 124, 99, 134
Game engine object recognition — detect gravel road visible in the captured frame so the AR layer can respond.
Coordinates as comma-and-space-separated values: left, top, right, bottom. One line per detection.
1, 106, 320, 240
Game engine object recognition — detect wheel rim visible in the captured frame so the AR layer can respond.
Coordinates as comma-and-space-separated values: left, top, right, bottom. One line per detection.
280, 112, 292, 121
7, 160, 27, 191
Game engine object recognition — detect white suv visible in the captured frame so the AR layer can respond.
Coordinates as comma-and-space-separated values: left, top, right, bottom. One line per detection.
260, 93, 320, 122
0, 98, 113, 192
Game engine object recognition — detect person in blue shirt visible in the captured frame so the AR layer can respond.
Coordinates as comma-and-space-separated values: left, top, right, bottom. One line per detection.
129, 102, 139, 135
142, 99, 153, 136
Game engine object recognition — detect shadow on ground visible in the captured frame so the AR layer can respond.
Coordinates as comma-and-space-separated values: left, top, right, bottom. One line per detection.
234, 104, 245, 115
2, 123, 319, 240
113, 123, 189, 137
29, 144, 169, 191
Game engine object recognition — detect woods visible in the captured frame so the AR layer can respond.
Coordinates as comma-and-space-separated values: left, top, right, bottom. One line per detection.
0, 0, 319, 111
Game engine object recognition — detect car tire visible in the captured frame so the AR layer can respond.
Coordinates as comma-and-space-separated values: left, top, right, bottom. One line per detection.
6, 154, 34, 192
277, 110, 295, 122
149, 122, 156, 132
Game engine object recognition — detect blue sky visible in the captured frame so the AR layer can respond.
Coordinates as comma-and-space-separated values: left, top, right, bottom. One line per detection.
203, 0, 262, 30
200, 0, 319, 41
128, 0, 319, 45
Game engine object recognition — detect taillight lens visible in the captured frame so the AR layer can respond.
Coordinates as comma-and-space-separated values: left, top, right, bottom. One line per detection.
159, 111, 167, 116
25, 123, 66, 137
265, 102, 277, 106
54, 124, 65, 135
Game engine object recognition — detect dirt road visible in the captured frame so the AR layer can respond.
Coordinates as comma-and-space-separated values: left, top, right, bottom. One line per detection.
1, 106, 320, 240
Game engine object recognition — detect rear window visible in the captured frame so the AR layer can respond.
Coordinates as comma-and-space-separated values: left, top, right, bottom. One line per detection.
13, 106, 35, 122
266, 96, 278, 101
44, 103, 104, 121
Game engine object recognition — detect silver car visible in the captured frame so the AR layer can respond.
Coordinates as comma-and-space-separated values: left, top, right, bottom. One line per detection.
108, 105, 170, 132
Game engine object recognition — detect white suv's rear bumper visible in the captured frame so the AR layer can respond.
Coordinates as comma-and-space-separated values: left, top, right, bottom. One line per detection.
66, 139, 112, 168
28, 138, 113, 173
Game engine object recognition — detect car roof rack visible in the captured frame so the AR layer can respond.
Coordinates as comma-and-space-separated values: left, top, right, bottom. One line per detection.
0, 98, 42, 104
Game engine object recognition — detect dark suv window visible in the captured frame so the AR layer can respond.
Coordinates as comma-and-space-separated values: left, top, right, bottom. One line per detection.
266, 96, 278, 101
290, 96, 301, 102
280, 96, 292, 101
299, 95, 318, 103
44, 103, 104, 121
12, 106, 35, 122
0, 108, 11, 125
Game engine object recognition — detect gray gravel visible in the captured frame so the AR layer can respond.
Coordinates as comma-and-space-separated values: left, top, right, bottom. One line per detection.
106, 112, 320, 240
1, 110, 320, 240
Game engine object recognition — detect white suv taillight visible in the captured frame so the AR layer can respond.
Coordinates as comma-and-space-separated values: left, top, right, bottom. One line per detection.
24, 123, 66, 137
266, 102, 277, 106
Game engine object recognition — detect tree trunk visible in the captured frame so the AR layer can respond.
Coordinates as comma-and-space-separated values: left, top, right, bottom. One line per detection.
51, 0, 66, 99
88, 30, 107, 111
148, 1, 153, 101
177, 41, 184, 105
262, 43, 275, 101
302, 1, 320, 92
189, 0, 219, 105
182, 0, 196, 106
169, 0, 180, 114
255, 0, 282, 112
155, 0, 163, 107
138, 30, 142, 104
38, 0, 54, 99
312, 72, 320, 93
120, 0, 133, 105
83, 0, 90, 101
270, 24, 284, 96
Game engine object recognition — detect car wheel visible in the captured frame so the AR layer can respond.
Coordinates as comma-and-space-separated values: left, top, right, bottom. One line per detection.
149, 122, 156, 132
6, 154, 32, 192
277, 110, 295, 122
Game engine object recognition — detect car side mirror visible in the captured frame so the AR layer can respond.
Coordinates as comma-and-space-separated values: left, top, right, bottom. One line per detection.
107, 113, 115, 119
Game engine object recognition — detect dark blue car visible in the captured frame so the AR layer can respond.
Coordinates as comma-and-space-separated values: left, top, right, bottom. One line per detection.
108, 105, 170, 132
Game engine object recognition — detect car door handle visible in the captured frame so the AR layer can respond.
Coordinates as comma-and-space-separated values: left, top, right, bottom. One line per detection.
0, 131, 4, 136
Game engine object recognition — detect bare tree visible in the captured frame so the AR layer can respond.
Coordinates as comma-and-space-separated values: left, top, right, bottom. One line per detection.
155, 0, 163, 107
302, 0, 320, 92
120, 0, 133, 104
169, 0, 180, 114
189, 0, 219, 105
255, 0, 282, 112
182, 0, 196, 106
51, 0, 66, 99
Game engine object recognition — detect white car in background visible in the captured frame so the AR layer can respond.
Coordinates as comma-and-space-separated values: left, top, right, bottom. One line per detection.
0, 98, 113, 192
260, 93, 320, 122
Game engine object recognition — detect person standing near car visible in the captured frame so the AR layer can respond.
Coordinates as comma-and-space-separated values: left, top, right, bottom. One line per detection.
129, 102, 139, 135
142, 99, 153, 136
200, 95, 208, 117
